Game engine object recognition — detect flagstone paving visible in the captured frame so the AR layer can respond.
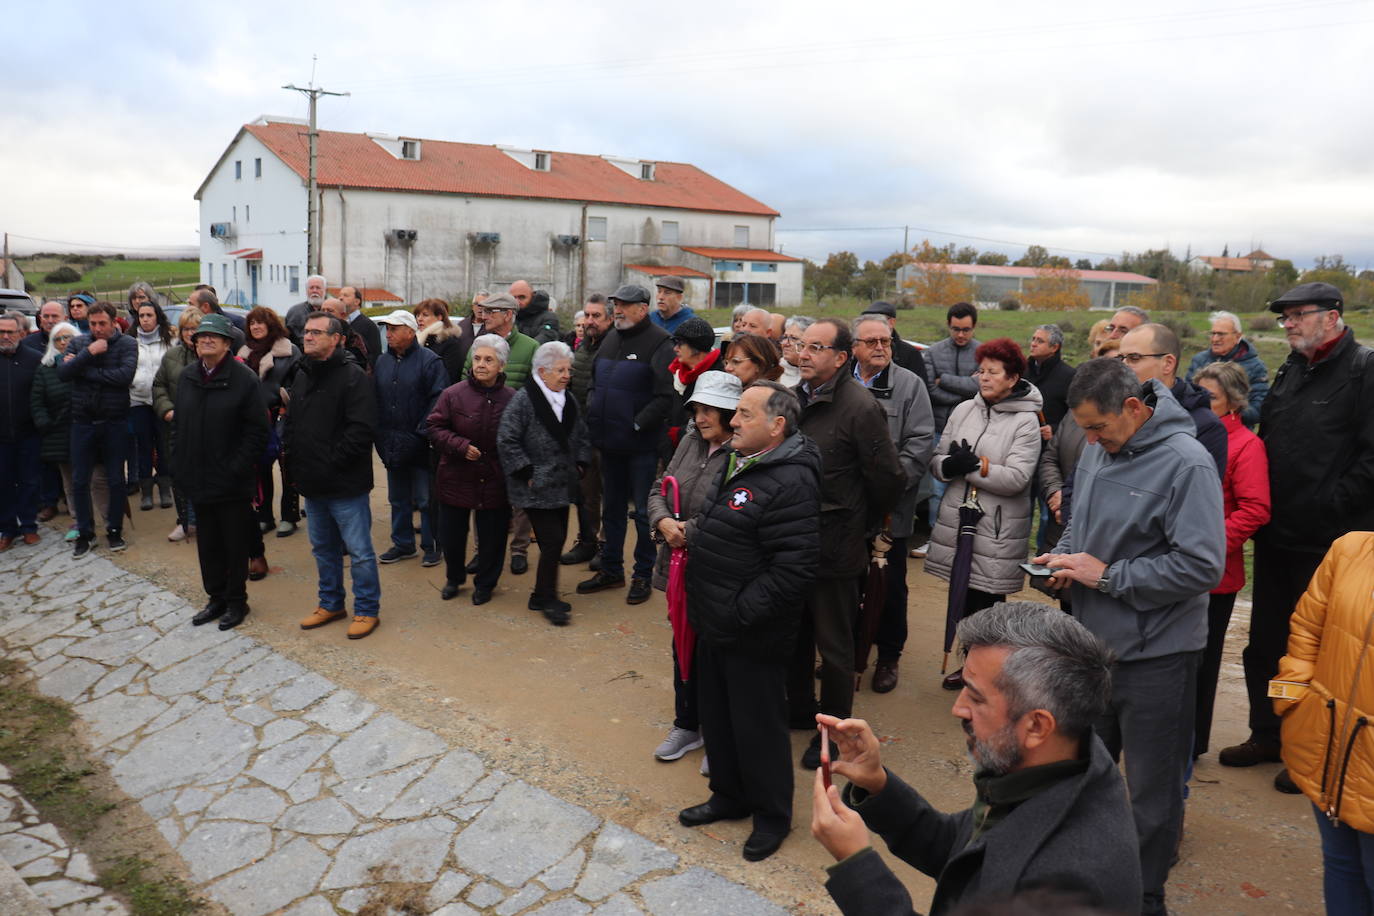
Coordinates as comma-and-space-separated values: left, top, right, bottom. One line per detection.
0, 539, 788, 916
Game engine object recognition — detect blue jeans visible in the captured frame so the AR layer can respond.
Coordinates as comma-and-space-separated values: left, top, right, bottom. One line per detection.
1314, 803, 1374, 914
305, 494, 381, 616
0, 436, 41, 538
71, 421, 128, 537
385, 465, 434, 553
927, 432, 946, 531
129, 404, 162, 480
599, 449, 658, 580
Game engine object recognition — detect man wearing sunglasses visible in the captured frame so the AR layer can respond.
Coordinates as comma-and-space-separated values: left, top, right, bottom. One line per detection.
1221, 282, 1374, 791
1116, 323, 1227, 478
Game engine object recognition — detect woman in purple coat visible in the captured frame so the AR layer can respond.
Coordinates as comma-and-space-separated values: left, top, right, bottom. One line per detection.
425, 333, 515, 605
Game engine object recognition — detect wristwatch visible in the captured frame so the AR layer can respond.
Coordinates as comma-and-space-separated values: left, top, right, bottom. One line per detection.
1095, 574, 1111, 594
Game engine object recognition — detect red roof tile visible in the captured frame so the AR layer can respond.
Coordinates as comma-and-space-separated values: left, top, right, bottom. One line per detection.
626, 264, 712, 279
328, 286, 402, 302
243, 122, 778, 217
680, 247, 802, 263
1196, 256, 1260, 272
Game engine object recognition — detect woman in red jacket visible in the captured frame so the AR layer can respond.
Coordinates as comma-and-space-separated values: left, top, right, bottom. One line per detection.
1193, 361, 1271, 758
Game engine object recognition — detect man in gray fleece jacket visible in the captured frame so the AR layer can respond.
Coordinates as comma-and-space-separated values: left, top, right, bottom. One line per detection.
1034, 358, 1225, 916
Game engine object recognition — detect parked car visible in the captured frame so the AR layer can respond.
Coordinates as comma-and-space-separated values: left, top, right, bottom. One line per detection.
0, 288, 37, 318
162, 304, 251, 327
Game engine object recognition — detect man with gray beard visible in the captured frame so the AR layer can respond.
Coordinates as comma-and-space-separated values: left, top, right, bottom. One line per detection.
285, 274, 327, 348
812, 602, 1139, 916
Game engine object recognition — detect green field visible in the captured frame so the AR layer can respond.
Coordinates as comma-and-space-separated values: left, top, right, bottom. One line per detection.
19, 258, 201, 302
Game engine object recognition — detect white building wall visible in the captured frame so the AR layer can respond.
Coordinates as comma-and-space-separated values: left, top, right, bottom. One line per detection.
197, 131, 308, 313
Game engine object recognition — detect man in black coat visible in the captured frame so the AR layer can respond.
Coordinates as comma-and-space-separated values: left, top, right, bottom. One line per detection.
340, 286, 382, 370
813, 602, 1141, 916
578, 284, 675, 604
1222, 282, 1374, 781
1026, 324, 1075, 431
173, 314, 269, 630
284, 274, 327, 348
57, 301, 138, 557
286, 311, 383, 640
0, 312, 42, 550
679, 380, 821, 863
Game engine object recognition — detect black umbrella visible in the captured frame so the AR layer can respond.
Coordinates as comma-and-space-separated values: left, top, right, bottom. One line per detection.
942, 487, 984, 674
853, 527, 893, 691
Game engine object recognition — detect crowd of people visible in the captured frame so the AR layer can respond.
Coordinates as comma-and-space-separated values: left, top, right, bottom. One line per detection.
1, 273, 1372, 914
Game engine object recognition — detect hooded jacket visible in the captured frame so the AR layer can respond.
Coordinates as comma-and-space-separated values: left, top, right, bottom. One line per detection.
860, 362, 935, 539
1170, 378, 1227, 479
824, 732, 1141, 916
1275, 532, 1374, 833
171, 357, 269, 505
426, 376, 514, 509
1185, 337, 1270, 427
685, 433, 821, 659
515, 292, 562, 344
284, 348, 378, 500
373, 341, 447, 469
797, 370, 907, 579
57, 328, 138, 423
923, 335, 982, 431
1049, 381, 1226, 661
587, 317, 675, 453
1258, 329, 1374, 555
925, 380, 1043, 595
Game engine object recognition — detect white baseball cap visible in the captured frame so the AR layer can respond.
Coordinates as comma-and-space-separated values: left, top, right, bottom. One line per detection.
375, 309, 418, 331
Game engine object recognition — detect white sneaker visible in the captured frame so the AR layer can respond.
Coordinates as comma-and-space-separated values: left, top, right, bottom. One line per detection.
167, 524, 186, 542
910, 541, 928, 558
654, 727, 704, 761
700, 755, 710, 777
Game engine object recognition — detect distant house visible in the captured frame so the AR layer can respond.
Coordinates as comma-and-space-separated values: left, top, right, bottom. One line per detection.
1188, 249, 1277, 275
194, 116, 801, 312
897, 263, 1157, 310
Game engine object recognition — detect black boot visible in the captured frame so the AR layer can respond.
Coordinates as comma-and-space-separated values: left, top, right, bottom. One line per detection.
157, 477, 173, 509
192, 599, 227, 626
139, 479, 155, 511
218, 602, 250, 630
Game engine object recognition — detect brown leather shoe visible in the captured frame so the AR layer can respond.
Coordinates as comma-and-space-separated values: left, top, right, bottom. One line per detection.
347, 616, 379, 640
0, 536, 13, 552
300, 607, 347, 630
871, 660, 899, 694
22, 532, 40, 546
247, 556, 269, 581
941, 668, 965, 691
37, 506, 57, 522
1218, 739, 1282, 767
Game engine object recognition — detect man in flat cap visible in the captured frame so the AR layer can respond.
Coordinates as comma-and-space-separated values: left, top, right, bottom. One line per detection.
1219, 282, 1374, 793
651, 275, 696, 334
580, 284, 675, 605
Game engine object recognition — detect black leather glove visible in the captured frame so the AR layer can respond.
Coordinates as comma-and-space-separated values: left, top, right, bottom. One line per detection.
511, 465, 534, 482
942, 438, 980, 478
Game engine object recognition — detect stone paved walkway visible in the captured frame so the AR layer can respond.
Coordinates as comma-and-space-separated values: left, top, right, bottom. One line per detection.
0, 538, 789, 916
0, 763, 127, 915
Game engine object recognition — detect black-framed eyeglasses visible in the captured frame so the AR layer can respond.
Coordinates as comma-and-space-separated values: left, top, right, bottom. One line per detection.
1279, 307, 1333, 326
1113, 352, 1168, 364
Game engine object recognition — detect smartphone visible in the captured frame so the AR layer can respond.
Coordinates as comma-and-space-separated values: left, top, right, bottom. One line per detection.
820, 724, 833, 790
1020, 562, 1055, 577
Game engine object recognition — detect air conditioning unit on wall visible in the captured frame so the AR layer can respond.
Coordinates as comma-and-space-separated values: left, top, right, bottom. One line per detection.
470, 232, 501, 245
391, 229, 418, 243
210, 222, 235, 239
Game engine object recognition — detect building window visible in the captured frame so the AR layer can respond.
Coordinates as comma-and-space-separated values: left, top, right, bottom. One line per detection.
245, 205, 250, 223
234, 160, 242, 180
534, 152, 549, 171
714, 282, 776, 309
714, 260, 744, 272
254, 157, 262, 178
401, 140, 417, 160
587, 216, 607, 242
750, 262, 777, 273
232, 206, 237, 224
289, 266, 300, 294
222, 264, 228, 288
640, 162, 655, 180
662, 221, 679, 245
733, 225, 749, 247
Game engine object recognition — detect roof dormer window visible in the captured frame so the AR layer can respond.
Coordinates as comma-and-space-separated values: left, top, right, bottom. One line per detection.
401, 139, 420, 160
534, 152, 550, 171
640, 162, 655, 180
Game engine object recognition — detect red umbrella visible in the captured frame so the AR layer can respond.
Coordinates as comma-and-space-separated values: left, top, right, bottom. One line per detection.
661, 476, 696, 681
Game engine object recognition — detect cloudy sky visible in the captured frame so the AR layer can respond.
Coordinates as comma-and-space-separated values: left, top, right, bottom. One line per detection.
5, 0, 1372, 269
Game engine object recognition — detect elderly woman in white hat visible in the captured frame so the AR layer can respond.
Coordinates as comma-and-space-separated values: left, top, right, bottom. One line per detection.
645, 371, 744, 766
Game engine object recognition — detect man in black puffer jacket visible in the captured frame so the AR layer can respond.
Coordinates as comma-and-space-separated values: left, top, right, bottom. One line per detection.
285, 312, 382, 640
57, 301, 138, 556
579, 284, 675, 604
173, 315, 269, 631
679, 380, 821, 863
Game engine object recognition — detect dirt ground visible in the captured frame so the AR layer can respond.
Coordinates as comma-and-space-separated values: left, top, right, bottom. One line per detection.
90, 475, 1322, 915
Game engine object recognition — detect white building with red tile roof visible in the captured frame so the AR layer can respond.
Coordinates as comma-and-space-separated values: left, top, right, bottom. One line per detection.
194, 116, 801, 311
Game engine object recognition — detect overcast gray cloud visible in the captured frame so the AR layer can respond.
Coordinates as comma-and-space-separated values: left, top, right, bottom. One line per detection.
3, 0, 1371, 270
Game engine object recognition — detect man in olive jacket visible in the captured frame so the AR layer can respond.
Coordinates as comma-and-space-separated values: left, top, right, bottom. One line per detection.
680, 381, 821, 863
791, 318, 906, 770
286, 312, 382, 640
173, 314, 268, 631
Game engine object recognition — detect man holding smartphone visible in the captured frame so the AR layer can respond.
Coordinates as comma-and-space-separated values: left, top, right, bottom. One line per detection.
1031, 357, 1224, 916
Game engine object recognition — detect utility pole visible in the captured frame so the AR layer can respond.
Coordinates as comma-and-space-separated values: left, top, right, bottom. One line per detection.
283, 77, 348, 277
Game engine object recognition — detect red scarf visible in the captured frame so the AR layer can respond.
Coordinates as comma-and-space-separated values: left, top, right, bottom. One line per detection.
1308, 327, 1349, 365
669, 348, 721, 383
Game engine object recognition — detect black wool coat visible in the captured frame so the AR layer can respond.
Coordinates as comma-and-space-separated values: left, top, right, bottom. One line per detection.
172, 358, 269, 505
284, 349, 378, 500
